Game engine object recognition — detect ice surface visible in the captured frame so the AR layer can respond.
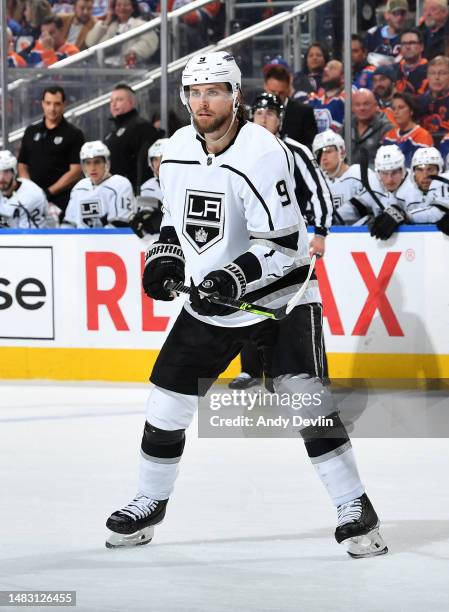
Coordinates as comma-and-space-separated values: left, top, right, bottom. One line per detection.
1, 382, 448, 612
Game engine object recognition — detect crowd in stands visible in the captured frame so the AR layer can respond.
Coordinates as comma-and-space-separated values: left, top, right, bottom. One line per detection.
3, 0, 449, 236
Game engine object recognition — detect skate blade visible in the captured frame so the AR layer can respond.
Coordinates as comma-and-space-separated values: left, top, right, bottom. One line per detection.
105, 526, 154, 549
343, 527, 388, 559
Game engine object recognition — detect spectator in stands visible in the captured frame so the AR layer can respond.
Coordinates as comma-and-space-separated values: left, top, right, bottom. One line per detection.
352, 34, 375, 89
24, 15, 80, 66
373, 65, 397, 125
293, 42, 330, 102
171, 0, 224, 53
395, 29, 428, 95
14, 0, 52, 54
7, 27, 27, 66
104, 83, 161, 192
382, 92, 433, 166
18, 86, 85, 213
365, 0, 408, 63
418, 55, 449, 140
419, 0, 449, 59
306, 60, 345, 133
351, 88, 393, 166
263, 65, 317, 147
51, 0, 74, 14
60, 0, 96, 51
85, 0, 158, 66
7, 0, 24, 35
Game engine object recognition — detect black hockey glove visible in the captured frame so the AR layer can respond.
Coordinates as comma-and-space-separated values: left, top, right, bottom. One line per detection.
129, 209, 163, 238
142, 241, 185, 301
436, 212, 449, 236
190, 264, 246, 317
370, 206, 405, 240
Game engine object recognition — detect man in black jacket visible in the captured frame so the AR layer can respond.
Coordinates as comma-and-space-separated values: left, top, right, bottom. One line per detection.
105, 84, 162, 193
263, 64, 317, 148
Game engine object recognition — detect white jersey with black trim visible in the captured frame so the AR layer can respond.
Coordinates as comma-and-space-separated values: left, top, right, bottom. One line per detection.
326, 165, 376, 224
159, 122, 320, 328
0, 178, 48, 228
139, 176, 163, 209
283, 136, 333, 234
422, 172, 449, 223
355, 172, 408, 219
64, 174, 136, 228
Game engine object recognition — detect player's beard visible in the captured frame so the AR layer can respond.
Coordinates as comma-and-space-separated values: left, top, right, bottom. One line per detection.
192, 111, 231, 135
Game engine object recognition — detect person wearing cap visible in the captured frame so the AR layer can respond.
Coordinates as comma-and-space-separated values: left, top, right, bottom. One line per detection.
364, 0, 409, 62
104, 83, 162, 193
263, 63, 317, 148
419, 0, 449, 59
373, 64, 397, 125
394, 28, 429, 96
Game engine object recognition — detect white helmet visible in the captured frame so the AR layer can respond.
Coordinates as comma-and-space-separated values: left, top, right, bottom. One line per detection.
80, 141, 111, 181
0, 150, 18, 176
180, 51, 241, 121
411, 147, 444, 173
148, 138, 168, 163
80, 140, 111, 162
312, 130, 346, 158
375, 145, 405, 172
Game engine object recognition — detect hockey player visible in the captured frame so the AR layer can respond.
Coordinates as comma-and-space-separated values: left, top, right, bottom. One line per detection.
105, 51, 387, 558
63, 141, 136, 228
312, 130, 376, 225
129, 138, 169, 239
0, 150, 48, 228
405, 147, 447, 225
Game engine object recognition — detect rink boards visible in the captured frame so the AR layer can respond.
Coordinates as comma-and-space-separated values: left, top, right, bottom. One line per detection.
0, 227, 448, 381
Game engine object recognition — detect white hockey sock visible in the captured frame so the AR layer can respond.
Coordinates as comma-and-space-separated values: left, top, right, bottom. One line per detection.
138, 452, 179, 500
312, 446, 365, 507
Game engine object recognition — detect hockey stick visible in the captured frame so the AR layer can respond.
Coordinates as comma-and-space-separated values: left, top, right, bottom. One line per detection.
164, 255, 317, 321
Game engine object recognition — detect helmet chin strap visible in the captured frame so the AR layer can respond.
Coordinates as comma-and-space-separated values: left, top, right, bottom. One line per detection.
325, 155, 345, 180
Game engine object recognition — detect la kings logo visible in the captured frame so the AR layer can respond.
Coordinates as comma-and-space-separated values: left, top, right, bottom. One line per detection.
183, 189, 225, 253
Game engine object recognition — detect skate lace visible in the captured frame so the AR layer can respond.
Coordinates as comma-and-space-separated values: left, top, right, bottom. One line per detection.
119, 495, 160, 521
337, 498, 362, 527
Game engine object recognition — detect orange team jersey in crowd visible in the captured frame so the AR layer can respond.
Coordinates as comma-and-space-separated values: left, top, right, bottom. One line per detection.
382, 125, 434, 166
395, 59, 428, 96
379, 105, 398, 127
159, 0, 221, 24
25, 40, 79, 67
8, 51, 27, 67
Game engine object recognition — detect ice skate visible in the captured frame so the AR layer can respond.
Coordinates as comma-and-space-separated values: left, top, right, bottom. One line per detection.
228, 372, 259, 390
335, 493, 388, 558
105, 495, 168, 549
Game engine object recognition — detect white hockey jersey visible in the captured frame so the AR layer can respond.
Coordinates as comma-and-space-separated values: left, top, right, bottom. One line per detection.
159, 122, 319, 327
64, 174, 136, 228
140, 177, 163, 204
423, 172, 449, 223
0, 178, 48, 228
327, 165, 376, 224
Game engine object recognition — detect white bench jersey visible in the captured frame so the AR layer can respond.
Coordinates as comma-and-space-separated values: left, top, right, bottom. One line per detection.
159, 122, 320, 327
0, 178, 48, 228
65, 174, 136, 228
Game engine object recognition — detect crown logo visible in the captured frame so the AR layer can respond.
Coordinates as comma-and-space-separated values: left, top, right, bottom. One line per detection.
195, 227, 208, 243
